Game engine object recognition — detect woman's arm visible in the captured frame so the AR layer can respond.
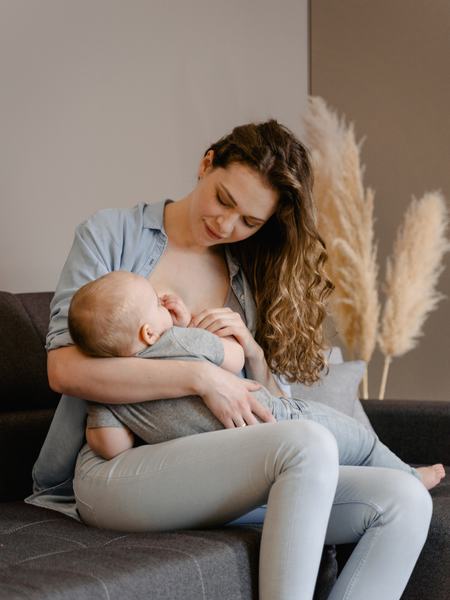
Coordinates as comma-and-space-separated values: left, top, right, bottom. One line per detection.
48, 345, 207, 404
220, 336, 288, 397
244, 346, 287, 397
219, 336, 283, 395
48, 345, 275, 427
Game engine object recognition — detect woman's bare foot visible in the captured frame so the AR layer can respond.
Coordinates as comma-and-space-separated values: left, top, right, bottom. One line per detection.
416, 464, 446, 490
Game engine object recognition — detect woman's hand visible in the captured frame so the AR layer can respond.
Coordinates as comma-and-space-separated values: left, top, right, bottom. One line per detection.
194, 362, 276, 428
190, 307, 262, 360
160, 293, 191, 327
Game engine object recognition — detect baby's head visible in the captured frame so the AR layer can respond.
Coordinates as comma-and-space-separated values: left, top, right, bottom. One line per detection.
68, 271, 173, 357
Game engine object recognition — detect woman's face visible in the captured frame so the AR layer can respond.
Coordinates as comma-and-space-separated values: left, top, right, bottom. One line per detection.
190, 150, 278, 246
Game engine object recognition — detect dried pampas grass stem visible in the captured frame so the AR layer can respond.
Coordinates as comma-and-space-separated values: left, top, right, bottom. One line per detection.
378, 191, 450, 399
303, 96, 380, 398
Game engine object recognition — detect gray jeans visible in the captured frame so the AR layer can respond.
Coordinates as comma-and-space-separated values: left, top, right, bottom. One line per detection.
74, 420, 432, 600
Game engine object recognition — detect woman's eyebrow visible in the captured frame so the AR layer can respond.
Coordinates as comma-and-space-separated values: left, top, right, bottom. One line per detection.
218, 183, 239, 207
218, 183, 265, 223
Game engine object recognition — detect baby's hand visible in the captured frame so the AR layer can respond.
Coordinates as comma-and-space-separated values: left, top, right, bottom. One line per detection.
160, 293, 191, 327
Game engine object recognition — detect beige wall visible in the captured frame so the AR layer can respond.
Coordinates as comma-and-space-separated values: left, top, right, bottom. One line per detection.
0, 0, 308, 292
311, 0, 450, 400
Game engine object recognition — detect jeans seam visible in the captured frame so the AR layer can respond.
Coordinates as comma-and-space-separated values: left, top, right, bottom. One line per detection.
332, 500, 385, 516
342, 524, 383, 600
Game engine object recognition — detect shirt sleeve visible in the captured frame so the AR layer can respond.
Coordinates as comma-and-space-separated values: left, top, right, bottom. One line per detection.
171, 327, 225, 366
46, 207, 138, 352
138, 327, 225, 366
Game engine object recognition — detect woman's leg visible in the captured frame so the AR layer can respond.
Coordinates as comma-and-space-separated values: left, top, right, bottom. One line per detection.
74, 420, 339, 600
230, 465, 432, 600
326, 466, 432, 600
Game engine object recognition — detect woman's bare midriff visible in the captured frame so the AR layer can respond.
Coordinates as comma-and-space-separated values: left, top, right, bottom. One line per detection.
148, 244, 230, 315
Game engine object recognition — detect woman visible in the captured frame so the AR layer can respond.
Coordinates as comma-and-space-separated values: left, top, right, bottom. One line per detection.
30, 120, 432, 600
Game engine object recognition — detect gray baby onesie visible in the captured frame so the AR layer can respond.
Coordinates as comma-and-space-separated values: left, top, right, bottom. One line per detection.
87, 325, 277, 443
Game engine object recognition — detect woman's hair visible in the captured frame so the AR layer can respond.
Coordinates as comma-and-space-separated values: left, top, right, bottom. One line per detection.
205, 119, 335, 385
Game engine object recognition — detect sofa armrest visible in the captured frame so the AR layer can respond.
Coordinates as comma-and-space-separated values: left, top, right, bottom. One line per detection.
0, 409, 55, 501
361, 399, 450, 466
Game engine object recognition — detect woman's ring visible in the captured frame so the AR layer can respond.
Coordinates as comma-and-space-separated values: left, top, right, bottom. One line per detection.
240, 423, 247, 427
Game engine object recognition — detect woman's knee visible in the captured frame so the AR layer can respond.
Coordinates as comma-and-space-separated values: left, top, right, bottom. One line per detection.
398, 470, 432, 521
378, 470, 433, 539
264, 420, 339, 479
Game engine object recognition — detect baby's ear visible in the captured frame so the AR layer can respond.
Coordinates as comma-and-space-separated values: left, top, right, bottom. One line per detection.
140, 324, 160, 346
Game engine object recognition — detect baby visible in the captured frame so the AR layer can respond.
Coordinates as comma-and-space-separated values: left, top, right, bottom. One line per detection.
68, 271, 445, 490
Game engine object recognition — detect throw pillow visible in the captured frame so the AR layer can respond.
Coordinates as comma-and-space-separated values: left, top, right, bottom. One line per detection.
327, 346, 344, 364
290, 360, 375, 433
324, 346, 375, 433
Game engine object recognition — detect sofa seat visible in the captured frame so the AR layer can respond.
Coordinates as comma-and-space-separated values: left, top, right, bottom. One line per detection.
0, 502, 262, 600
1, 468, 448, 600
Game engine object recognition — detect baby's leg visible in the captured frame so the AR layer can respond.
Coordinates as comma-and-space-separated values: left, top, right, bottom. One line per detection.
271, 395, 420, 478
86, 425, 135, 460
87, 401, 135, 460
109, 396, 225, 445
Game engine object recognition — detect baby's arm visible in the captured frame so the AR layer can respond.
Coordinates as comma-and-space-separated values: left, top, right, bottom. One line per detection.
220, 336, 246, 374
86, 425, 134, 460
189, 305, 284, 396
163, 296, 245, 373
184, 315, 245, 374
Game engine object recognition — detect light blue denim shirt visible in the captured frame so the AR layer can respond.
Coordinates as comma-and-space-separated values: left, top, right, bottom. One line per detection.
25, 198, 290, 520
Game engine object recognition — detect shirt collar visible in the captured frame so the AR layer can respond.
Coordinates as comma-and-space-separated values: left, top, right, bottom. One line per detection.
142, 199, 173, 231
224, 246, 240, 278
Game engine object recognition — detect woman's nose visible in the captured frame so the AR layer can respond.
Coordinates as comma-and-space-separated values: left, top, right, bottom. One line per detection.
217, 213, 239, 234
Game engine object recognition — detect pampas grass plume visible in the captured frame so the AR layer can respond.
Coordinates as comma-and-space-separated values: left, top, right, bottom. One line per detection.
378, 191, 450, 399
303, 96, 380, 398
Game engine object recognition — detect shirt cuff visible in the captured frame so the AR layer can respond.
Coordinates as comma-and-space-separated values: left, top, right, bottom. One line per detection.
46, 331, 74, 352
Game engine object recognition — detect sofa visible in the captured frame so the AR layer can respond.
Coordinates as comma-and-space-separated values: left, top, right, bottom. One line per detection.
1, 289, 449, 599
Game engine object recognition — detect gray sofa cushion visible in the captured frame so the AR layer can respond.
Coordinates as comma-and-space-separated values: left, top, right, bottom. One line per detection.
0, 502, 336, 600
291, 360, 375, 432
0, 503, 260, 599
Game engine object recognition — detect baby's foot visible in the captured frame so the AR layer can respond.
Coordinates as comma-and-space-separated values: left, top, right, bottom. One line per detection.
416, 464, 446, 490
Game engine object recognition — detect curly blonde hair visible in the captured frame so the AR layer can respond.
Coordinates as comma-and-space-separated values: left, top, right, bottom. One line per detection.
205, 120, 335, 385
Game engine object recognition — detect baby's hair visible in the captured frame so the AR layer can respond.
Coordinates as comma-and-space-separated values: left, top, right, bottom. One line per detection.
68, 271, 142, 357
